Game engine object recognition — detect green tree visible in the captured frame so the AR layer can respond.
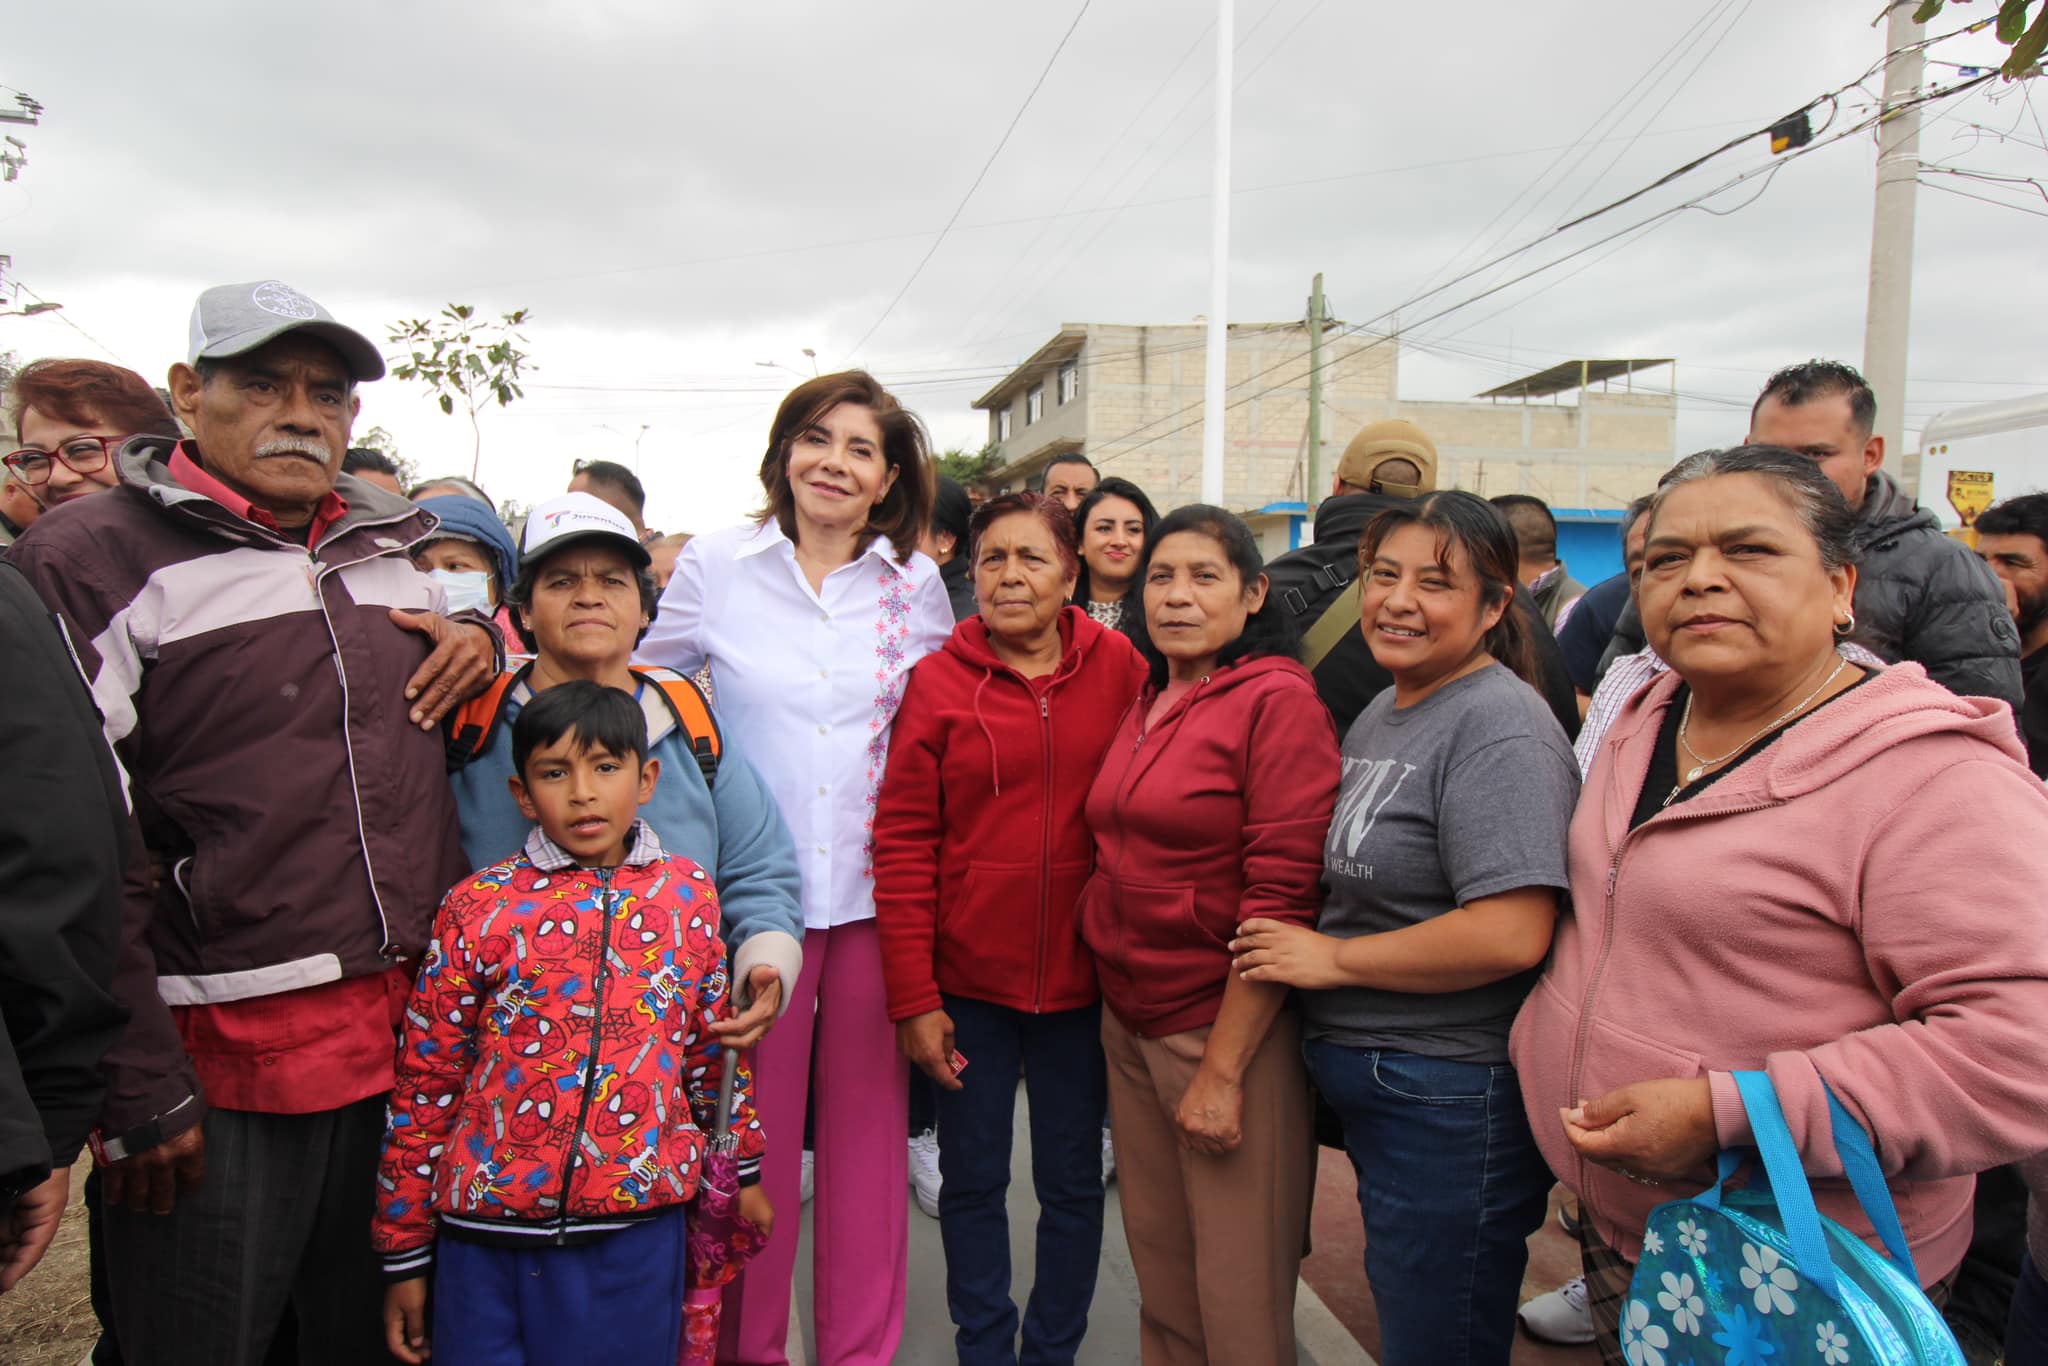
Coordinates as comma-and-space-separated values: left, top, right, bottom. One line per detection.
387, 305, 533, 481
1913, 0, 2047, 79
936, 441, 1002, 489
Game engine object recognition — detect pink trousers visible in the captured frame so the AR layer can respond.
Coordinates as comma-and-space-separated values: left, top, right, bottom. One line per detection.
717, 919, 908, 1366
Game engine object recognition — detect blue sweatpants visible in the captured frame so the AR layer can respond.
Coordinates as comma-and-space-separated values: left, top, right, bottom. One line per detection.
431, 1208, 689, 1366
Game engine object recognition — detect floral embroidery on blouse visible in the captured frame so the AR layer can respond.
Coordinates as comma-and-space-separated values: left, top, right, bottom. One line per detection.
863, 566, 916, 863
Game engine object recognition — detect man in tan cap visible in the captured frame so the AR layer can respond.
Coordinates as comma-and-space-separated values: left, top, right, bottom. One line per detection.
1265, 417, 1579, 735
1330, 418, 1438, 501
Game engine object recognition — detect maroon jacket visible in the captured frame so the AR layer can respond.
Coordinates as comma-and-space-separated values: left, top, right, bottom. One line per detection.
1079, 655, 1339, 1037
873, 608, 1146, 1022
5, 438, 472, 1144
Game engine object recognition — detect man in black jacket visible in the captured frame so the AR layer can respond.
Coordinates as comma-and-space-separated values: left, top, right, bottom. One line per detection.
0, 560, 129, 1293
1265, 419, 1581, 738
1974, 493, 2048, 776
1748, 360, 2021, 706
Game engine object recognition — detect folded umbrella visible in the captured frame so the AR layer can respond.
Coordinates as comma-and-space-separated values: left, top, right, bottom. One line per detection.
678, 1047, 769, 1366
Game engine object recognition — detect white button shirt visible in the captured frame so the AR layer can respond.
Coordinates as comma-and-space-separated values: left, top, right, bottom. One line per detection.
638, 519, 954, 930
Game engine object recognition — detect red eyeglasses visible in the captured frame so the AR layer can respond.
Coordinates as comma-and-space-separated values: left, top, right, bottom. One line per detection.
3, 434, 127, 485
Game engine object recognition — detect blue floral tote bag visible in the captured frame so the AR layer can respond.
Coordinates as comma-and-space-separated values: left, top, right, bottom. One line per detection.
1622, 1070, 1963, 1366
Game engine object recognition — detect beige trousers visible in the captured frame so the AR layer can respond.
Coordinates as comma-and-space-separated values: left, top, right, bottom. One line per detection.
1102, 1006, 1316, 1366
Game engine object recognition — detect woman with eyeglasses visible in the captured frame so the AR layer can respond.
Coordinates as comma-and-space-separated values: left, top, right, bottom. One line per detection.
2, 360, 180, 545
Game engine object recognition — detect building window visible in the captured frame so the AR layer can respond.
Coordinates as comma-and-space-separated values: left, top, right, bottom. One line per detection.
1027, 385, 1044, 425
996, 407, 1011, 443
1057, 361, 1078, 405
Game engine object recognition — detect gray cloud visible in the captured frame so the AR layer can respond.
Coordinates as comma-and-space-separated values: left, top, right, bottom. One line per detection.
4, 1, 2041, 528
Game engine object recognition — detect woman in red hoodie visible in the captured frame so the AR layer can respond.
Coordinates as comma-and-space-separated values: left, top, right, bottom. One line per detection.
873, 491, 1146, 1366
1078, 503, 1340, 1366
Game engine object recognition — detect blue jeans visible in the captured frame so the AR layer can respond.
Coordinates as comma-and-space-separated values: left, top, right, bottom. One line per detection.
1303, 1039, 1552, 1366
2010, 1252, 2048, 1366
936, 995, 1107, 1366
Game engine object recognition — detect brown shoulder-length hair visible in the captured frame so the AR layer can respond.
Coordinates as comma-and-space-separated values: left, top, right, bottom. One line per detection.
1356, 489, 1541, 690
9, 358, 181, 442
756, 370, 935, 564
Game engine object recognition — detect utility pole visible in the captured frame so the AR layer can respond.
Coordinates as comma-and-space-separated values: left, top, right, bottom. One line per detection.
1200, 0, 1234, 507
1863, 1, 1924, 465
1306, 272, 1326, 504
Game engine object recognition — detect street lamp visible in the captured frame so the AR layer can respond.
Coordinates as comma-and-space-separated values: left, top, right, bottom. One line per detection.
756, 349, 821, 380
598, 422, 652, 473
0, 301, 61, 318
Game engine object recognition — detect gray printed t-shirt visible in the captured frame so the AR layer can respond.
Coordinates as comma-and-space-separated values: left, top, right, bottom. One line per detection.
1303, 662, 1579, 1063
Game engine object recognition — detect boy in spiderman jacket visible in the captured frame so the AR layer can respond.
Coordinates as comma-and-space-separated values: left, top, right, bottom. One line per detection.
373, 680, 770, 1365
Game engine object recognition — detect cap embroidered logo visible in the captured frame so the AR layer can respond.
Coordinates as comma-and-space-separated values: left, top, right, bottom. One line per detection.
251, 281, 320, 320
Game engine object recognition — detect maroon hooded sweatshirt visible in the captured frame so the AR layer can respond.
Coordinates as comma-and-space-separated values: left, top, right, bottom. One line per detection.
873, 606, 1146, 1022
1079, 654, 1340, 1037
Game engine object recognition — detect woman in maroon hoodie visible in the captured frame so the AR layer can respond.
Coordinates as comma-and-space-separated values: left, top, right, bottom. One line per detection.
873, 491, 1146, 1366
1077, 503, 1340, 1366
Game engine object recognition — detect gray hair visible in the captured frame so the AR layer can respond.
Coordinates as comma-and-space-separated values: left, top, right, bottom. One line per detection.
1617, 493, 1656, 547
1648, 445, 1859, 572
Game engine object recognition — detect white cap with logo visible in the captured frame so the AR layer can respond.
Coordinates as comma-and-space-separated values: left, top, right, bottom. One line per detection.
519, 492, 652, 569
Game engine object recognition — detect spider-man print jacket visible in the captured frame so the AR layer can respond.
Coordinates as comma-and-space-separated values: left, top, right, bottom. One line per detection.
372, 822, 764, 1280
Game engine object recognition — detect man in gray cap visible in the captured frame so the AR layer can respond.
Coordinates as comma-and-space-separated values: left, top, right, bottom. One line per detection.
6, 279, 498, 1364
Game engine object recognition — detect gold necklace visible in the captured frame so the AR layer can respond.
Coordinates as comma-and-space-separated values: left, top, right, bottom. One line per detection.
1664, 656, 1849, 806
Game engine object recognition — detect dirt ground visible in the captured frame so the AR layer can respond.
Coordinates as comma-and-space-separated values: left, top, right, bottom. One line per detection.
0, 1154, 98, 1366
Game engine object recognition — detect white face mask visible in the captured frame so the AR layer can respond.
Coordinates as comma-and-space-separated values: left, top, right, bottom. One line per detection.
429, 568, 496, 615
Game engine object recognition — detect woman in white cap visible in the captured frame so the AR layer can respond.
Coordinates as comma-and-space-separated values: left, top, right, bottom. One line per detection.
445, 487, 806, 1048
638, 371, 951, 1366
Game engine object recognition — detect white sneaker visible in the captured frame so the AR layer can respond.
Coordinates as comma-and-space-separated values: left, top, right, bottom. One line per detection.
908, 1129, 941, 1218
1100, 1126, 1116, 1185
1517, 1276, 1596, 1345
800, 1149, 815, 1204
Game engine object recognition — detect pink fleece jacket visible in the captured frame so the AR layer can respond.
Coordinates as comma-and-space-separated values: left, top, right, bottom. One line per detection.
1512, 662, 2048, 1279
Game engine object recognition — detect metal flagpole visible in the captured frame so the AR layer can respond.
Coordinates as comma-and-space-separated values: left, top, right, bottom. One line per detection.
1200, 0, 1234, 506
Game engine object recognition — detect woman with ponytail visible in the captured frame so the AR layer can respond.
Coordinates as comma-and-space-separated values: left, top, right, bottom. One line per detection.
1230, 489, 1577, 1366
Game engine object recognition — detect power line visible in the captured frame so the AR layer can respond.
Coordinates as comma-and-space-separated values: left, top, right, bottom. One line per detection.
844, 0, 1094, 359
1547, 0, 1756, 227
955, 2, 1263, 351
9, 282, 129, 365
1406, 3, 1738, 308
1920, 176, 2048, 217
959, 0, 1306, 352
1082, 60, 2000, 470
947, 10, 1218, 348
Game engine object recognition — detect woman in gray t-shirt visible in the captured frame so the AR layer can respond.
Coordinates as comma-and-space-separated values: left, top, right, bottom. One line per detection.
1232, 490, 1577, 1366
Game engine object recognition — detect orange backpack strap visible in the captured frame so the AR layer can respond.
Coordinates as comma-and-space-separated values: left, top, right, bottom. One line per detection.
628, 665, 722, 786
445, 661, 535, 771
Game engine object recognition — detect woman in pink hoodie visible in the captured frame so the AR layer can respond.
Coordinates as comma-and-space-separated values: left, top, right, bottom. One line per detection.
1511, 445, 2048, 1364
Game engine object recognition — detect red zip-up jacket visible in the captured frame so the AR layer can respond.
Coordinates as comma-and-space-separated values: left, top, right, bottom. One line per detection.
1078, 655, 1339, 1037
873, 608, 1146, 1022
372, 824, 762, 1279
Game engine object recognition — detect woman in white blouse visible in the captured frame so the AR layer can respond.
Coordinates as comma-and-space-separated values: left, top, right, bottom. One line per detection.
640, 371, 951, 1366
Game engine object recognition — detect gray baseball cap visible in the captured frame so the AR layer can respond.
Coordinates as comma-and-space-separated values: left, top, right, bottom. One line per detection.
186, 280, 386, 382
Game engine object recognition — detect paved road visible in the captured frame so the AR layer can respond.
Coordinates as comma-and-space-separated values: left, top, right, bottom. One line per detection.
784, 1086, 1373, 1365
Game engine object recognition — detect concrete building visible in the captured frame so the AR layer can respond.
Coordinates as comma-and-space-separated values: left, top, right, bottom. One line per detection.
971, 323, 1677, 572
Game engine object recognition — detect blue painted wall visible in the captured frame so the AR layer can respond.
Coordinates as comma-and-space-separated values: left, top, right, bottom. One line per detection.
1555, 510, 1625, 585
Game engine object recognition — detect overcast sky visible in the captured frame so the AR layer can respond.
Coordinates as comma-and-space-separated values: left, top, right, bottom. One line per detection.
3, 1, 2043, 531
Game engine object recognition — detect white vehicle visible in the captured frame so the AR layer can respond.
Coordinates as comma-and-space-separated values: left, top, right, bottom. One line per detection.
1911, 392, 2048, 538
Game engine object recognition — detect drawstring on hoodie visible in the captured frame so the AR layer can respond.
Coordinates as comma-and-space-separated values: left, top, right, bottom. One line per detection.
971, 668, 1002, 796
